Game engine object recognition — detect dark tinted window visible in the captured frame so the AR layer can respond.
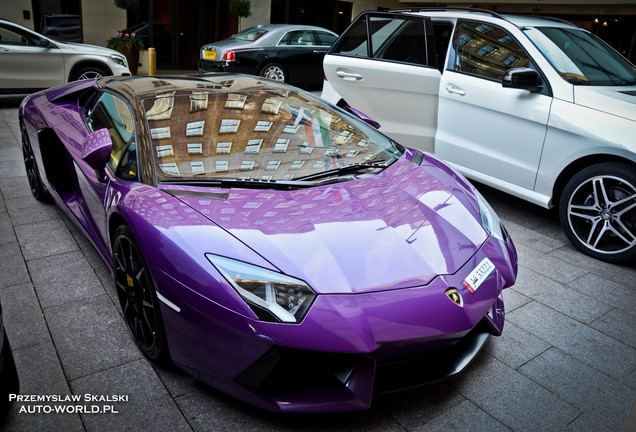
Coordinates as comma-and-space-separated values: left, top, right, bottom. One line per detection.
0, 24, 39, 46
331, 14, 429, 66
278, 30, 316, 46
331, 15, 368, 56
454, 21, 529, 81
315, 31, 337, 46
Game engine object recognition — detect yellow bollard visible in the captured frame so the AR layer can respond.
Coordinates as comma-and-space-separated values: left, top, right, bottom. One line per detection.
148, 48, 156, 76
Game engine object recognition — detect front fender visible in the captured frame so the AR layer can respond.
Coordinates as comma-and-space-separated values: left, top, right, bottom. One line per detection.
108, 183, 274, 319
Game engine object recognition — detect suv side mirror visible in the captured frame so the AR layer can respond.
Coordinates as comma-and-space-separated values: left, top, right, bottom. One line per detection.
502, 67, 540, 92
82, 128, 112, 169
37, 38, 56, 49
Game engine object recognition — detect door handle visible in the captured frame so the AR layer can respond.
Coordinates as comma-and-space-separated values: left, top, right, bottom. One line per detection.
313, 50, 327, 54
445, 84, 466, 96
336, 70, 362, 81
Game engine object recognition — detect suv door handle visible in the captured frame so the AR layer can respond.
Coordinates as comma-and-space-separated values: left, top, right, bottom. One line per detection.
445, 84, 466, 96
336, 70, 363, 81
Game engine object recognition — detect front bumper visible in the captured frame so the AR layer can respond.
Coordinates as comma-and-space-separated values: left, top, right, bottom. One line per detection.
161, 235, 516, 412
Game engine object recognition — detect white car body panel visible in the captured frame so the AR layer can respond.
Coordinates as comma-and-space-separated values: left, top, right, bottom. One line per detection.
573, 86, 636, 121
436, 70, 552, 191
323, 55, 441, 153
535, 97, 636, 199
0, 44, 65, 89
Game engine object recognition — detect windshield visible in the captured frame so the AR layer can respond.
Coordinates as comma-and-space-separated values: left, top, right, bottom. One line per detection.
231, 27, 268, 42
143, 88, 402, 185
524, 26, 636, 85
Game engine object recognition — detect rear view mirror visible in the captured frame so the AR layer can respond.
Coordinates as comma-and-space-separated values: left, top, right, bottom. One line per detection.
82, 128, 112, 169
502, 67, 541, 92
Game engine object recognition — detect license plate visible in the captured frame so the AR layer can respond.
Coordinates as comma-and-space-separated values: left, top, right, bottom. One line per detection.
462, 258, 495, 294
204, 50, 216, 60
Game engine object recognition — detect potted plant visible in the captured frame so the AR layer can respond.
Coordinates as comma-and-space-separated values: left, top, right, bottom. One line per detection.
107, 32, 144, 75
229, 0, 251, 30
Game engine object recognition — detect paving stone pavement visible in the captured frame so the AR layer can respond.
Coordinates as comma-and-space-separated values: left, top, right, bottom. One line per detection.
0, 94, 634, 432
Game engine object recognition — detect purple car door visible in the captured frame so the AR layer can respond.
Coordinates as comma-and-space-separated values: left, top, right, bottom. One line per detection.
77, 91, 137, 253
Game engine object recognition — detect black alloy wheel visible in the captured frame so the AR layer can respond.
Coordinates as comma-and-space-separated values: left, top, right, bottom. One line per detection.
20, 121, 50, 202
113, 225, 169, 361
559, 162, 636, 263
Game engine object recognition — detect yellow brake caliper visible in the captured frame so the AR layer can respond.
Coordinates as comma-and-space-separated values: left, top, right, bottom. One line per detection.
127, 274, 140, 312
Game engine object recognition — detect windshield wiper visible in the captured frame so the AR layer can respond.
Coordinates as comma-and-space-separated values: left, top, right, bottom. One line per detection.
160, 178, 313, 190
296, 161, 390, 182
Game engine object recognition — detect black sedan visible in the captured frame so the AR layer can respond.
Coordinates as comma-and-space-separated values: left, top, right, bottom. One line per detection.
198, 24, 337, 86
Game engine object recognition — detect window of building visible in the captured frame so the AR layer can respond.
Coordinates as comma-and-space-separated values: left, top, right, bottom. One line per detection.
219, 119, 240, 134
186, 120, 205, 136
216, 142, 232, 154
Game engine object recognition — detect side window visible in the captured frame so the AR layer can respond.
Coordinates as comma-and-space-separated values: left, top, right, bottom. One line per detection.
331, 15, 368, 56
279, 30, 316, 46
315, 31, 337, 47
0, 25, 37, 46
331, 14, 429, 66
86, 92, 137, 180
453, 21, 530, 81
370, 16, 427, 64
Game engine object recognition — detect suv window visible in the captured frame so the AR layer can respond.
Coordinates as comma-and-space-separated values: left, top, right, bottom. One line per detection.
331, 14, 430, 66
453, 21, 530, 81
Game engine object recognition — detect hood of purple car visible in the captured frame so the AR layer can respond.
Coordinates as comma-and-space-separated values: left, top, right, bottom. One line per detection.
164, 160, 487, 294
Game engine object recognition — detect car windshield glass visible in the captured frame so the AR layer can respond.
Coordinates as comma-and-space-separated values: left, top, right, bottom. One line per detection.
143, 88, 402, 184
524, 27, 636, 85
231, 27, 268, 41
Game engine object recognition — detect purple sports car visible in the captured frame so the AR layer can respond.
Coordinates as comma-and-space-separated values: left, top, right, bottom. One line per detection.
19, 75, 517, 412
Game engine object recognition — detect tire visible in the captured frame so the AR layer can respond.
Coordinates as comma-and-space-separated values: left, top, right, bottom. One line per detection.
71, 65, 108, 81
20, 122, 51, 202
559, 162, 636, 263
112, 225, 170, 362
260, 62, 287, 82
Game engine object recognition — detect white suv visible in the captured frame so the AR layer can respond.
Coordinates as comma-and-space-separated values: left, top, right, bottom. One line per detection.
322, 8, 636, 263
0, 18, 131, 93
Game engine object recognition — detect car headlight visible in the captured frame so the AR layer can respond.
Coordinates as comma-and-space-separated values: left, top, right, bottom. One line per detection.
206, 254, 316, 323
110, 54, 127, 67
476, 192, 511, 244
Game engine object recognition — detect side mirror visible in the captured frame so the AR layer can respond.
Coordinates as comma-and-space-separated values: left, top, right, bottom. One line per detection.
37, 38, 55, 49
345, 106, 381, 129
82, 128, 112, 169
502, 67, 541, 92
